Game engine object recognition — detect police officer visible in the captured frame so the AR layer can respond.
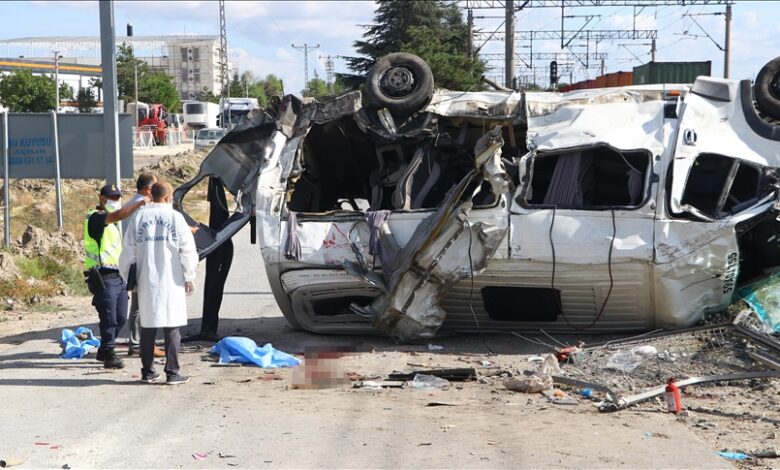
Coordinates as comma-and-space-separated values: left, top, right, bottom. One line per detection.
84, 184, 146, 369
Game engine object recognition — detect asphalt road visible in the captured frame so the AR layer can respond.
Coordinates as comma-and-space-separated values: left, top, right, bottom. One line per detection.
0, 227, 733, 469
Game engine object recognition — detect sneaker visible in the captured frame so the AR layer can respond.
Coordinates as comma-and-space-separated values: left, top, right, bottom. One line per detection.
141, 371, 161, 383
153, 346, 166, 358
127, 346, 140, 357
166, 374, 190, 385
103, 351, 125, 369
96, 349, 106, 362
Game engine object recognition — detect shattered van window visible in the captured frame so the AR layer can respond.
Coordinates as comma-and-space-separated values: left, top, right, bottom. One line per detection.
681, 154, 766, 219
524, 145, 650, 209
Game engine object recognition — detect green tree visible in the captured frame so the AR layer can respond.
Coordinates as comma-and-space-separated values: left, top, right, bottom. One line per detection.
228, 71, 244, 97
138, 70, 180, 112
116, 43, 148, 103
88, 77, 102, 102
0, 70, 57, 112
348, 0, 442, 74
58, 82, 74, 101
261, 74, 284, 98
347, 0, 484, 91
195, 87, 219, 103
305, 77, 329, 98
76, 87, 97, 112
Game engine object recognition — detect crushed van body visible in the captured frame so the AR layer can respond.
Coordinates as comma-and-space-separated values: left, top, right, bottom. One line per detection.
174, 54, 780, 341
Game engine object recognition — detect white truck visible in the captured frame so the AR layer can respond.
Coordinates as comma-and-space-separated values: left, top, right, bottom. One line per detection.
219, 97, 259, 130
183, 101, 220, 130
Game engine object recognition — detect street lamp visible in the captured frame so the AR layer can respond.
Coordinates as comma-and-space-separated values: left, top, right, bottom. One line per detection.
53, 50, 62, 113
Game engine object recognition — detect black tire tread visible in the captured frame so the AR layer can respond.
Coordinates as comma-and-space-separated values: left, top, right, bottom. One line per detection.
755, 56, 780, 120
365, 52, 434, 116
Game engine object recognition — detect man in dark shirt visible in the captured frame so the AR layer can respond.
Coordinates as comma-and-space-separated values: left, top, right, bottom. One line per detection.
183, 177, 233, 343
84, 184, 146, 369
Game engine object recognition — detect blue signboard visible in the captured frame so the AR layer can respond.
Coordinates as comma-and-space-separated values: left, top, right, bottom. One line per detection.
0, 113, 133, 179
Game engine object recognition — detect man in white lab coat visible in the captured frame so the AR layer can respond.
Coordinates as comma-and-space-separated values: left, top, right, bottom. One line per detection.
120, 181, 199, 385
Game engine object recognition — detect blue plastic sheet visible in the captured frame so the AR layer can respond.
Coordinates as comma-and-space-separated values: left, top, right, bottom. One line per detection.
717, 451, 749, 461
60, 327, 101, 359
737, 272, 780, 332
209, 337, 301, 368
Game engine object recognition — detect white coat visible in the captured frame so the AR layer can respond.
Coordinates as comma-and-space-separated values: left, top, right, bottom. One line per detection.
119, 203, 199, 328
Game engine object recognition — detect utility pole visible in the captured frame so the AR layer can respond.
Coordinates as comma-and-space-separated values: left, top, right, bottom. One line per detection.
99, 0, 120, 187
724, 3, 731, 78
53, 50, 61, 113
651, 38, 656, 62
292, 43, 320, 96
320, 54, 336, 93
218, 0, 228, 99
505, 0, 515, 89
467, 8, 474, 60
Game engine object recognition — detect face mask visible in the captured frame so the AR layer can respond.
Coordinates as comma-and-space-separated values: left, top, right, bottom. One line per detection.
105, 200, 121, 213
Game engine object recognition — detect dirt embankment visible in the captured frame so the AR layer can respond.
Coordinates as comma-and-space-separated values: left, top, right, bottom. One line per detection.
0, 148, 208, 310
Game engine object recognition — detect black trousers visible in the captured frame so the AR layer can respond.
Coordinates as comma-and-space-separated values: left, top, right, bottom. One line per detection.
92, 276, 128, 353
200, 239, 233, 335
140, 327, 181, 377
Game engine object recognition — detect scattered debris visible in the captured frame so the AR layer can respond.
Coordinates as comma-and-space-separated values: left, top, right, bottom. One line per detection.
0, 459, 25, 468
218, 453, 236, 459
410, 374, 451, 390
717, 451, 749, 461
192, 452, 208, 461
504, 374, 553, 394
542, 388, 579, 405
604, 346, 657, 372
388, 368, 476, 382
751, 448, 780, 459
353, 381, 403, 389
426, 402, 462, 407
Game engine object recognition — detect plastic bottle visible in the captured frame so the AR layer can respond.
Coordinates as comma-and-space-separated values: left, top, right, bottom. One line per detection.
664, 377, 682, 414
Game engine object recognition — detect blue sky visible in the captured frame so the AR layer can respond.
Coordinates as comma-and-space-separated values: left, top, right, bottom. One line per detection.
2, 0, 779, 94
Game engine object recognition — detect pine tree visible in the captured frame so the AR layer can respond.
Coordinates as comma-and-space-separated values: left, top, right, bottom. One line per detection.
347, 0, 484, 90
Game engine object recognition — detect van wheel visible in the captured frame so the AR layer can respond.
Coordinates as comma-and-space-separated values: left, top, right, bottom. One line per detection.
366, 53, 434, 116
755, 56, 780, 119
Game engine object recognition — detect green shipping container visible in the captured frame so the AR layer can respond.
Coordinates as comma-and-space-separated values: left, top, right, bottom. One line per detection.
632, 61, 712, 85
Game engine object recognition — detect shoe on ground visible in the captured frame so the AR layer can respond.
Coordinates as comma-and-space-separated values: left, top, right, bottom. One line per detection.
127, 346, 140, 357
153, 346, 165, 358
103, 351, 125, 369
140, 371, 161, 383
96, 349, 106, 362
166, 374, 190, 385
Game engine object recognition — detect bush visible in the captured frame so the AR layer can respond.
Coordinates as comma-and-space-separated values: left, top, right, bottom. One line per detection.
16, 254, 88, 297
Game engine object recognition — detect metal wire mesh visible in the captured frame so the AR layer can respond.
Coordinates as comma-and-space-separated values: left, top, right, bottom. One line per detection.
561, 324, 767, 397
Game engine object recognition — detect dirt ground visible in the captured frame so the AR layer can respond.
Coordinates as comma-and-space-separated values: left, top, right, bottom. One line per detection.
2, 225, 778, 469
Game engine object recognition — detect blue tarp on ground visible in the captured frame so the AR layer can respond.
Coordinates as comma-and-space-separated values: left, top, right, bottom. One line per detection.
209, 337, 301, 368
60, 327, 101, 359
